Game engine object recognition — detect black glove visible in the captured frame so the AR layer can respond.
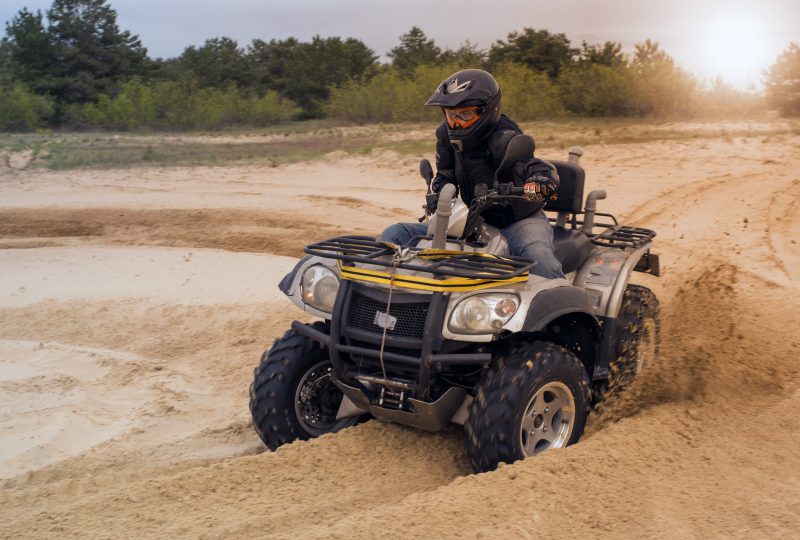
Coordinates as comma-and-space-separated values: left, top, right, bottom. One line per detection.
523, 174, 558, 202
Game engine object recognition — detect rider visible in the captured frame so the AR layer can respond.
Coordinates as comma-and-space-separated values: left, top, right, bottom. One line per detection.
379, 68, 565, 279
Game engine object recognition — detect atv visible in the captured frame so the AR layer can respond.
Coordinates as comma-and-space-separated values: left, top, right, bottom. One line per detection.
249, 135, 660, 472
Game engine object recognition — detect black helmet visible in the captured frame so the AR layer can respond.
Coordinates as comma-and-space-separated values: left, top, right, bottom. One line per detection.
426, 69, 501, 152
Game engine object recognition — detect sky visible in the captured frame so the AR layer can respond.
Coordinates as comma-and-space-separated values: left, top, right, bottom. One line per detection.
2, 0, 799, 90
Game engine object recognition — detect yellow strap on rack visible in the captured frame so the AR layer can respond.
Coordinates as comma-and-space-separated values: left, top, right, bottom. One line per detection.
337, 261, 528, 292
378, 243, 520, 267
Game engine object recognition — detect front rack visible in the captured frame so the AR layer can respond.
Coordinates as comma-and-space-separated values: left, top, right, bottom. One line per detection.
304, 235, 534, 281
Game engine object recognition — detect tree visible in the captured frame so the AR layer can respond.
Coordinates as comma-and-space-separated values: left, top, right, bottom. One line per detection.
441, 40, 487, 68
558, 41, 629, 116
248, 37, 299, 93
388, 26, 442, 76
3, 9, 58, 94
5, 0, 151, 105
178, 37, 249, 89
488, 28, 576, 79
630, 40, 694, 116
578, 41, 624, 66
633, 39, 671, 66
764, 42, 800, 116
248, 36, 377, 118
0, 35, 14, 87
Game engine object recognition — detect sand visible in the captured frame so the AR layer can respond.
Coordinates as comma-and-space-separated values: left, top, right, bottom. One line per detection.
1, 126, 799, 538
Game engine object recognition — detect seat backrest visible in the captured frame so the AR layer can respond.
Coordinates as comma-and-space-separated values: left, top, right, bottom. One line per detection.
545, 160, 585, 214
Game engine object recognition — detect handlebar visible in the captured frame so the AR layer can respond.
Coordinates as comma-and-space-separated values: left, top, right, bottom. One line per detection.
425, 182, 535, 242
488, 182, 526, 198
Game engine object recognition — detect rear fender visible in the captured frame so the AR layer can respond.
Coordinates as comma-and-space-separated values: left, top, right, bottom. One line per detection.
573, 242, 653, 319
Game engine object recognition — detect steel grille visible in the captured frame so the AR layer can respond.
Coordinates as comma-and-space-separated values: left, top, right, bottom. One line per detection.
347, 291, 429, 339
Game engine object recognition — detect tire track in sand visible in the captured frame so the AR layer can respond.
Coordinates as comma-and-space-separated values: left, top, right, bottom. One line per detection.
766, 179, 800, 282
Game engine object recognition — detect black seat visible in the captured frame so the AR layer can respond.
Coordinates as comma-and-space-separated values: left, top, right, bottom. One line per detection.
552, 227, 592, 274
545, 160, 592, 274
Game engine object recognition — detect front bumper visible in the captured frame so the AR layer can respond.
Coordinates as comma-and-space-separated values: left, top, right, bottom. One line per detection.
291, 280, 489, 431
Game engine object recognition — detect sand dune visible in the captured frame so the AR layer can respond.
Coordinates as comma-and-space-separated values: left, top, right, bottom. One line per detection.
1, 125, 799, 538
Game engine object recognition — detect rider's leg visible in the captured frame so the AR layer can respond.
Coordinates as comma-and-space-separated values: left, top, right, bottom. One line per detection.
378, 222, 429, 246
501, 210, 566, 279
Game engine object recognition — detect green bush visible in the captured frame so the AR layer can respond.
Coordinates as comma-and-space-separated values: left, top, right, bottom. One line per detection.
64, 79, 299, 130
329, 61, 565, 124
557, 49, 695, 118
0, 83, 55, 131
493, 61, 564, 119
249, 91, 302, 125
695, 78, 764, 117
327, 64, 455, 123
558, 63, 637, 116
630, 61, 694, 117
326, 75, 393, 122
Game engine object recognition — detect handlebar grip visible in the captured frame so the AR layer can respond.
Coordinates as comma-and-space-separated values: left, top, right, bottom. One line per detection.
510, 186, 525, 196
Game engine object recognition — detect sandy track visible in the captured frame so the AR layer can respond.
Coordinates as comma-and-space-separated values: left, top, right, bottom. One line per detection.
1, 128, 800, 538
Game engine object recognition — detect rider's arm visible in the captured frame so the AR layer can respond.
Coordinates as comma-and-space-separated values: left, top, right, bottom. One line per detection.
489, 129, 560, 201
432, 122, 457, 194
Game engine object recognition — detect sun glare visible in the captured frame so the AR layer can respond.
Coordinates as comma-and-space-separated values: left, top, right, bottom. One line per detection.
698, 13, 775, 88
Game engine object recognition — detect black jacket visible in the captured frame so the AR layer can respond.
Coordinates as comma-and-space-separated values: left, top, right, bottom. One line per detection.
433, 115, 557, 228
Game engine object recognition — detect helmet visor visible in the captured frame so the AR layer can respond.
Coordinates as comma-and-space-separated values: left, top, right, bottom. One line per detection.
443, 106, 482, 129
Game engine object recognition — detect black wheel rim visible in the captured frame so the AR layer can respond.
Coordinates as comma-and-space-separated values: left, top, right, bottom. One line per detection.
293, 361, 345, 435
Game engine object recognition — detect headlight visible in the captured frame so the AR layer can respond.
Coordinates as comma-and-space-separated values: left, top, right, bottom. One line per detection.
448, 293, 520, 334
300, 265, 340, 313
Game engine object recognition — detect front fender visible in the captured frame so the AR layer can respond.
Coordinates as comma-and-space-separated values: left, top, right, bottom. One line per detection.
522, 286, 600, 335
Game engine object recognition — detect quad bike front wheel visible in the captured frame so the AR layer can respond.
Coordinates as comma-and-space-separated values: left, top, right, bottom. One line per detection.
464, 341, 592, 473
249, 322, 358, 450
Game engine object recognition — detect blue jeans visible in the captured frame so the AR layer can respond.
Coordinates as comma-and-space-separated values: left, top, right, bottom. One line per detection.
379, 209, 565, 279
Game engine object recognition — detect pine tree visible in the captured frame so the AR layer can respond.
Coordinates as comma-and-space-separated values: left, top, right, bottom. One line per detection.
388, 27, 442, 77
488, 28, 576, 79
764, 43, 800, 116
3, 0, 149, 105
3, 9, 58, 94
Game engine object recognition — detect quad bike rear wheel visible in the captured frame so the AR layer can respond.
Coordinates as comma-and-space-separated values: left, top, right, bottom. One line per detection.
249, 322, 358, 450
607, 284, 661, 393
464, 341, 592, 473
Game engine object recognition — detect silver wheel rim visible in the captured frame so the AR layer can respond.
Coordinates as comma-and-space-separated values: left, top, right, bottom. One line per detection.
293, 361, 347, 436
519, 381, 576, 456
636, 319, 657, 375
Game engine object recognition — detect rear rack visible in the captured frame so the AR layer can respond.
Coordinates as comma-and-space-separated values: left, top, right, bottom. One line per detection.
546, 209, 655, 250
305, 235, 534, 281
591, 225, 656, 249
